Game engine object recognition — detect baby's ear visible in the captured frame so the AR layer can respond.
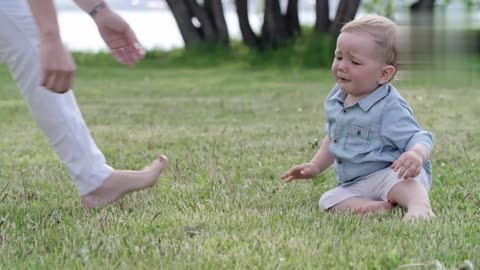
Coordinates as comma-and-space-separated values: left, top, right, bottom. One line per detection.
378, 65, 396, 84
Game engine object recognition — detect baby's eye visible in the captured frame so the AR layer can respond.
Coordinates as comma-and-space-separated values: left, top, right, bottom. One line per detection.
352, 61, 361, 65
335, 56, 342, 60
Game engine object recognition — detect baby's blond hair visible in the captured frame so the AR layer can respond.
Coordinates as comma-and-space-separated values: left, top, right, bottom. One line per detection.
341, 15, 399, 68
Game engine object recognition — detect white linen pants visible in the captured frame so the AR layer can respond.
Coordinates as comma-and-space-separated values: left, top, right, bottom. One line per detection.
0, 1, 113, 195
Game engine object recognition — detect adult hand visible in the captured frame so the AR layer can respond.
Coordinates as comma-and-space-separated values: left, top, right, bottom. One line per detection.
281, 163, 320, 183
40, 35, 76, 93
93, 10, 145, 66
391, 150, 423, 179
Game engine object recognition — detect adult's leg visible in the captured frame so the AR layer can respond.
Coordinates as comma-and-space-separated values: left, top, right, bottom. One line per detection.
0, 2, 167, 207
0, 3, 113, 196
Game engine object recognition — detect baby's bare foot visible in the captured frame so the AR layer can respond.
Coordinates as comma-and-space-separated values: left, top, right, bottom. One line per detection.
404, 206, 435, 222
354, 201, 395, 215
81, 155, 168, 208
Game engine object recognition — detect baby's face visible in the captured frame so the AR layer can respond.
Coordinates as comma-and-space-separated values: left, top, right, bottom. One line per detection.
331, 31, 390, 100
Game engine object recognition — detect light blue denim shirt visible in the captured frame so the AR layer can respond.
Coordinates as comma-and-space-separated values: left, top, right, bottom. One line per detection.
325, 83, 433, 184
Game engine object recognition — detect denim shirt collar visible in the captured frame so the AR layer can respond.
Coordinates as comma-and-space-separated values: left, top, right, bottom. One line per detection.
328, 83, 391, 111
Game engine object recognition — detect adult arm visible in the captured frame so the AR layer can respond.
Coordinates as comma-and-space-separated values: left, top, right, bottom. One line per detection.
28, 0, 75, 93
73, 0, 145, 66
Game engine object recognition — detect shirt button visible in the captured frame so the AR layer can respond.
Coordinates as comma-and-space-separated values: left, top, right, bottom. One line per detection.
333, 139, 338, 143
337, 159, 342, 164
342, 109, 347, 114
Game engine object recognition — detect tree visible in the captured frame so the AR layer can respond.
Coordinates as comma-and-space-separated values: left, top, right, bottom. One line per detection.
235, 0, 301, 51
314, 0, 330, 33
168, 0, 362, 52
165, 0, 229, 48
410, 0, 436, 12
235, 0, 361, 51
315, 0, 361, 37
235, 0, 263, 50
409, 0, 435, 65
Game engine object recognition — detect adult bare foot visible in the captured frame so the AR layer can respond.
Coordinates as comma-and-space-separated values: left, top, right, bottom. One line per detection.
81, 155, 168, 208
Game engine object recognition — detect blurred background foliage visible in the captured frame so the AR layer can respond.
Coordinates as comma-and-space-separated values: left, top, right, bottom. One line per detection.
72, 0, 479, 73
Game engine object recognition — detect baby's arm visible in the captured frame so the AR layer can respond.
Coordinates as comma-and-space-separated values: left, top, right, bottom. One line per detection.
409, 143, 431, 161
380, 98, 433, 179
309, 136, 336, 172
392, 143, 431, 179
282, 136, 335, 182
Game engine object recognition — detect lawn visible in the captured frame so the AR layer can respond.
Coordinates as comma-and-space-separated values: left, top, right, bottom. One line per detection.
0, 60, 479, 269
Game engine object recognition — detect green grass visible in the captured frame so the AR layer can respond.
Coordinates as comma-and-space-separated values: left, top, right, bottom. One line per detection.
0, 59, 479, 269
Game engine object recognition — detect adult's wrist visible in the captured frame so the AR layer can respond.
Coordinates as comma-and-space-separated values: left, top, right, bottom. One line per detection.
88, 1, 109, 18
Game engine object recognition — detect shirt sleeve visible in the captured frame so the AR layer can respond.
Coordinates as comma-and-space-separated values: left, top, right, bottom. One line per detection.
380, 98, 434, 153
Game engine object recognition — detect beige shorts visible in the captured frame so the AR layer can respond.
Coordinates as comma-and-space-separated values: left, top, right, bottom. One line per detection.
319, 167, 432, 210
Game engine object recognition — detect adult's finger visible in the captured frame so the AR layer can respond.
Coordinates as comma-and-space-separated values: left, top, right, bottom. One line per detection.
42, 71, 70, 93
56, 71, 73, 93
42, 72, 57, 92
133, 42, 145, 59
126, 30, 145, 57
113, 47, 135, 66
120, 47, 135, 66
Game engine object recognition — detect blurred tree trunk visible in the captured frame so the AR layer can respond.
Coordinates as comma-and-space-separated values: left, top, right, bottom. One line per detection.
410, 0, 435, 66
205, 0, 230, 45
165, 0, 202, 46
262, 0, 289, 47
315, 0, 330, 33
410, 0, 435, 12
235, 0, 263, 50
329, 0, 361, 36
165, 0, 229, 47
168, 0, 362, 51
236, 0, 300, 50
285, 0, 301, 36
314, 0, 360, 37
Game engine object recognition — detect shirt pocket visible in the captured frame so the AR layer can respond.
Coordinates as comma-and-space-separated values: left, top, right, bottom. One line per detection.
344, 124, 371, 152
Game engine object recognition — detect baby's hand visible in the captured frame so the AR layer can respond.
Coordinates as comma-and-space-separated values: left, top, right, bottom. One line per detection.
391, 150, 423, 179
281, 163, 320, 183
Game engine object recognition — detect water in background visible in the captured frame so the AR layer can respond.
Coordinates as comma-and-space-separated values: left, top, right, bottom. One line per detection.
59, 9, 315, 51
56, 0, 320, 51
57, 1, 480, 56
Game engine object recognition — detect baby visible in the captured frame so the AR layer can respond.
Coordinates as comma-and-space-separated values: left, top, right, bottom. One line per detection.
281, 15, 435, 221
